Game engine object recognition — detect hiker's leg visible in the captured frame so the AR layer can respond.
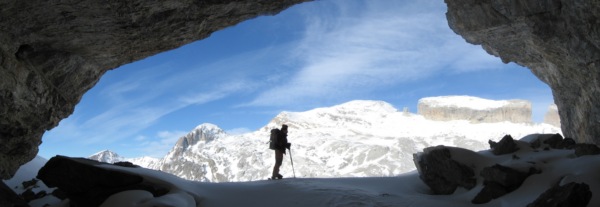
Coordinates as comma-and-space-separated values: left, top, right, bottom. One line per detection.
272, 150, 283, 177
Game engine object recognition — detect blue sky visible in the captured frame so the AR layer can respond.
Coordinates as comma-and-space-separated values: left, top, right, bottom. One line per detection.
39, 0, 554, 159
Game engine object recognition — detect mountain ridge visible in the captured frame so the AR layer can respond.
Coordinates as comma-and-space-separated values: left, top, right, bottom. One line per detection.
89, 98, 560, 182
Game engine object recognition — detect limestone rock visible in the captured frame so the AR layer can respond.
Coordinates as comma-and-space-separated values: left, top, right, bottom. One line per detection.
543, 104, 561, 127
413, 146, 476, 194
417, 96, 531, 123
0, 0, 309, 179
445, 0, 600, 144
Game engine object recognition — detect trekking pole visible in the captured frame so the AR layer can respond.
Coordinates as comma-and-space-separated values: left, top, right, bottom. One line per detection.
289, 147, 296, 178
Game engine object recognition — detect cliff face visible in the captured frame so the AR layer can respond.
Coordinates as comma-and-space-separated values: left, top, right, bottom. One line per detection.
0, 0, 309, 179
445, 1, 600, 143
543, 104, 561, 127
417, 96, 531, 123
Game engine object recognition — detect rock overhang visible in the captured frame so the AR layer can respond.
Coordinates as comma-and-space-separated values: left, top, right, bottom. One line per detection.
445, 0, 600, 144
0, 0, 310, 179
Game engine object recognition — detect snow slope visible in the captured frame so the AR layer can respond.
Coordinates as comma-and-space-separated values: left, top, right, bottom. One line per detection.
2, 156, 62, 207
14, 134, 600, 207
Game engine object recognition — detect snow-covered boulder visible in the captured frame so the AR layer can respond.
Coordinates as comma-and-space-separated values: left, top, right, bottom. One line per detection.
413, 146, 476, 194
413, 133, 597, 206
37, 156, 169, 207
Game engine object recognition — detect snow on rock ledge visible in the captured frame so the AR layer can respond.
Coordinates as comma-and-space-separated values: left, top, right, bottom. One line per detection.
413, 133, 596, 206
417, 96, 531, 123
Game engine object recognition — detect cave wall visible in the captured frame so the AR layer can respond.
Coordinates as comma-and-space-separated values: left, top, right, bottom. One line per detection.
0, 0, 309, 179
2, 0, 599, 180
445, 0, 600, 143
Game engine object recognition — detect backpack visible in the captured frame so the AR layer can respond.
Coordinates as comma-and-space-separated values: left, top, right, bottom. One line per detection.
269, 128, 280, 150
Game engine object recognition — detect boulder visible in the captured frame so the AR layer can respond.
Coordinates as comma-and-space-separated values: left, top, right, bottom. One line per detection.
574, 144, 600, 157
489, 135, 519, 155
530, 133, 564, 149
37, 155, 169, 207
557, 138, 576, 149
472, 164, 535, 204
527, 182, 591, 207
413, 146, 476, 194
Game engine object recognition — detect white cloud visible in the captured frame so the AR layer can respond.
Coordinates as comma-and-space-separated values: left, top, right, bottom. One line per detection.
247, 1, 505, 107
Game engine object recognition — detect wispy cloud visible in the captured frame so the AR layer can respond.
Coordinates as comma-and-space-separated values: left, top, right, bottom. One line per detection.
247, 1, 504, 107
47, 59, 257, 146
135, 130, 188, 158
41, 0, 550, 159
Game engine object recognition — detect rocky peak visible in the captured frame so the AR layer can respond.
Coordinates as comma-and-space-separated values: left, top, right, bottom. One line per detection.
169, 123, 226, 158
88, 150, 124, 164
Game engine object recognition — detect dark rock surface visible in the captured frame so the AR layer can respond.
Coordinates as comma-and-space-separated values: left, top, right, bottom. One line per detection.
558, 138, 576, 149
413, 146, 476, 194
0, 180, 28, 207
574, 143, 600, 157
472, 164, 534, 204
527, 182, 592, 207
530, 133, 565, 149
489, 135, 519, 155
37, 155, 169, 207
445, 0, 600, 145
0, 0, 309, 179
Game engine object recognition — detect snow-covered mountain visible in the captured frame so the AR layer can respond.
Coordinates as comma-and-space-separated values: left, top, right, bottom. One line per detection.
89, 150, 124, 163
14, 134, 600, 207
102, 99, 556, 182
88, 150, 159, 169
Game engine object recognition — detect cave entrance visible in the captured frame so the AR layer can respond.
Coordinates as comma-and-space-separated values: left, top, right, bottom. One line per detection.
40, 0, 556, 162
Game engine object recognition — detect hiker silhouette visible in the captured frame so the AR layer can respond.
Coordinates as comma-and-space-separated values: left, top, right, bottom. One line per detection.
270, 124, 291, 179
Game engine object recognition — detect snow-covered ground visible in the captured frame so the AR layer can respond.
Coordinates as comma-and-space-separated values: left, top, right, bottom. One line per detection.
7, 133, 600, 207
2, 156, 62, 207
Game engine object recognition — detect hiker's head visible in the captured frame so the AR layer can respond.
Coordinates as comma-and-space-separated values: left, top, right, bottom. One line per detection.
281, 124, 288, 133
